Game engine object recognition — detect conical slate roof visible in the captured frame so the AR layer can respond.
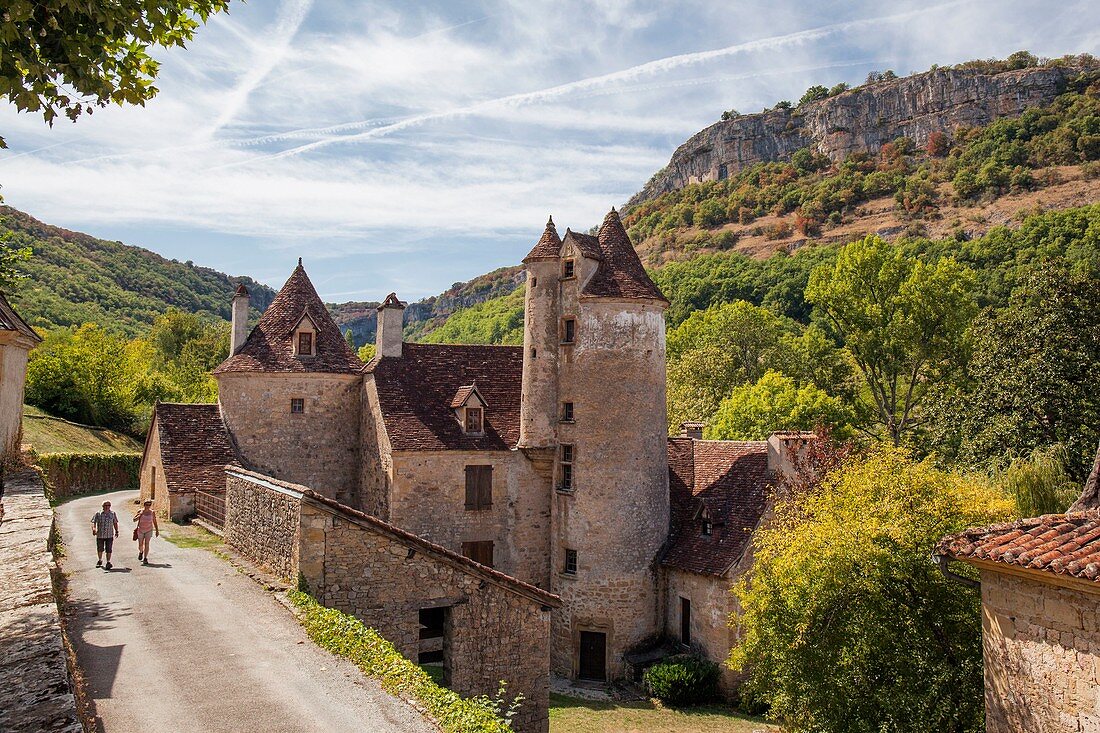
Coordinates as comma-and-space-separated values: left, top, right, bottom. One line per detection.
581, 208, 667, 303
523, 216, 563, 261
214, 262, 362, 374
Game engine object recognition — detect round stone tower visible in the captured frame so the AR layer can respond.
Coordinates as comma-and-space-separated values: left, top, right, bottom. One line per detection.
518, 216, 562, 450
532, 208, 671, 681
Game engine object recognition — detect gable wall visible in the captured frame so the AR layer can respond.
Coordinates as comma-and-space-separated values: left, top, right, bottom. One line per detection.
388, 449, 551, 589
0, 337, 32, 462
218, 372, 361, 504
357, 375, 392, 518
138, 421, 175, 519
979, 567, 1100, 733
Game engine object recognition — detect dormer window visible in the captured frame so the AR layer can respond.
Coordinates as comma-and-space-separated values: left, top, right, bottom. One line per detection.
298, 331, 313, 356
562, 259, 576, 279
696, 503, 713, 536
293, 314, 317, 357
451, 384, 488, 435
465, 407, 483, 433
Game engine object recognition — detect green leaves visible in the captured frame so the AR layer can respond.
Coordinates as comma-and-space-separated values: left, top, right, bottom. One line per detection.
0, 0, 230, 145
707, 370, 854, 441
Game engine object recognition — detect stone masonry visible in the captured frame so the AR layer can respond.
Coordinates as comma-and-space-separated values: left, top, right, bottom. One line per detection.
223, 467, 559, 733
0, 471, 81, 733
979, 567, 1100, 733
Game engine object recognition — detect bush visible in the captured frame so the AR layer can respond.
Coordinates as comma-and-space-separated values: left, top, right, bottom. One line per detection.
643, 655, 720, 707
35, 452, 140, 500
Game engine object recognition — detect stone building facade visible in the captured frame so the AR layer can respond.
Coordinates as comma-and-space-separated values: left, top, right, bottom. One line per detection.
937, 506, 1100, 732
223, 467, 558, 733
0, 293, 41, 463
143, 209, 785, 726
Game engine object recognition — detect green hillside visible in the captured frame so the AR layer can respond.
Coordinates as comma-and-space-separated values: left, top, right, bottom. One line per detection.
0, 206, 276, 335
21, 404, 142, 455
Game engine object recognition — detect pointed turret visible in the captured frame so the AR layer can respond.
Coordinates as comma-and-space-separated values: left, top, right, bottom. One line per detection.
580, 208, 667, 303
523, 215, 563, 261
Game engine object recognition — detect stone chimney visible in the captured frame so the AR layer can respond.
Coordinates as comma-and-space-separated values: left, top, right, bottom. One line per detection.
766, 431, 816, 479
376, 293, 406, 358
230, 283, 250, 355
679, 421, 705, 440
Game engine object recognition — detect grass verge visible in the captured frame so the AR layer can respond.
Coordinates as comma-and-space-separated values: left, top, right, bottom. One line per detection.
161, 532, 223, 550
288, 590, 514, 732
548, 693, 777, 733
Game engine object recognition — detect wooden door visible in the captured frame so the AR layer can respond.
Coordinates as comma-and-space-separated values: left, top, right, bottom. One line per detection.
578, 631, 606, 681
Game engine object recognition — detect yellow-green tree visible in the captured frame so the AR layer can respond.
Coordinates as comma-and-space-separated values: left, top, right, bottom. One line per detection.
730, 448, 1014, 733
706, 370, 854, 440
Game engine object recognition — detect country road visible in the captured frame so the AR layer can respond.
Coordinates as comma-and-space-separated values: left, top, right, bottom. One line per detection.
58, 490, 434, 733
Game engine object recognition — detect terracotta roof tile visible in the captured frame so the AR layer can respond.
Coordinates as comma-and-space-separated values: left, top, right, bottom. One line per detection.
449, 384, 485, 408
662, 438, 770, 576
153, 403, 237, 493
581, 209, 667, 303
0, 292, 42, 342
367, 343, 521, 451
214, 262, 362, 375
936, 511, 1100, 583
523, 217, 563, 261
563, 230, 603, 261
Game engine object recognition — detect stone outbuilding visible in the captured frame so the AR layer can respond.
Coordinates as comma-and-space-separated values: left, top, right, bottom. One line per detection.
0, 292, 41, 463
139, 403, 235, 521
936, 478, 1100, 733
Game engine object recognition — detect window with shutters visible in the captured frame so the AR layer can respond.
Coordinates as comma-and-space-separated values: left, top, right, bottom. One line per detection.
462, 540, 494, 568
464, 465, 492, 510
559, 443, 574, 491
298, 331, 313, 356
564, 548, 578, 575
464, 407, 483, 434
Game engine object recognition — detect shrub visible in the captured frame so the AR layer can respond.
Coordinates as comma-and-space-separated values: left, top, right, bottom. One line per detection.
798, 85, 829, 106
926, 131, 949, 157
643, 655, 720, 707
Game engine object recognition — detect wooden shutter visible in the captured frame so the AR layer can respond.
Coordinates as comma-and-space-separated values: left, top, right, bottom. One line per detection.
464, 466, 492, 510
462, 541, 494, 567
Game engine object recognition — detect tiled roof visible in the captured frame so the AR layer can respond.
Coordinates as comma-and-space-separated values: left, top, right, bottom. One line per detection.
449, 384, 485, 408
153, 403, 237, 493
0, 292, 42, 342
936, 512, 1100, 583
214, 262, 362, 375
563, 230, 603, 261
523, 217, 562, 261
662, 438, 771, 576
581, 209, 667, 303
367, 343, 522, 451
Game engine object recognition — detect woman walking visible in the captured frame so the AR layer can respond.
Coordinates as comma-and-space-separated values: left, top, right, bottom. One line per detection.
133, 500, 159, 565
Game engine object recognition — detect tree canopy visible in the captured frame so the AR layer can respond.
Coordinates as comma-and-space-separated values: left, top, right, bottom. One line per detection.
706, 370, 854, 441
0, 0, 229, 147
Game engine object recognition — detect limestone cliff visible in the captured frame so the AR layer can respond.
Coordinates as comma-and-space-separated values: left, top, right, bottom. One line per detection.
629, 65, 1082, 206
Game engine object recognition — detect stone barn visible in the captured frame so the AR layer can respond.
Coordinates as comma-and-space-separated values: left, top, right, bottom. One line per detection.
0, 292, 41, 463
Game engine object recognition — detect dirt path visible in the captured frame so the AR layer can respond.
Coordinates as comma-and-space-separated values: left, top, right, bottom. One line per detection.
58, 490, 434, 733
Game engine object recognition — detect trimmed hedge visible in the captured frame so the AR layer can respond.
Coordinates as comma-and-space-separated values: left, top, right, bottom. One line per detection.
643, 654, 721, 707
288, 590, 519, 732
33, 451, 140, 500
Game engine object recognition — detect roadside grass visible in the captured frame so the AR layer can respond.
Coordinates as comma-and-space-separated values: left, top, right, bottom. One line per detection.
548, 693, 777, 733
161, 531, 224, 550
22, 405, 142, 454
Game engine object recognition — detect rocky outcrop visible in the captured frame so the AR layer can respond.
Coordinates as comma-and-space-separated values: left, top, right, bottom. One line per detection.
629, 65, 1084, 206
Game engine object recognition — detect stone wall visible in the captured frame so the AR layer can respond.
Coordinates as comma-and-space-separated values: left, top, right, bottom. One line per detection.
138, 426, 173, 519
357, 377, 392, 518
224, 471, 301, 580
662, 568, 741, 696
223, 467, 559, 733
0, 338, 32, 462
980, 566, 1100, 733
217, 373, 361, 504
0, 471, 82, 733
388, 449, 551, 589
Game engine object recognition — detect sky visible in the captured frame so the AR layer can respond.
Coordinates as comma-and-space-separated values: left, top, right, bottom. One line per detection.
0, 1, 1097, 302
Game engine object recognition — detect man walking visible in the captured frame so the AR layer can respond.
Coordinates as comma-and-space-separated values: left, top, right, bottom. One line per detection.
92, 500, 120, 569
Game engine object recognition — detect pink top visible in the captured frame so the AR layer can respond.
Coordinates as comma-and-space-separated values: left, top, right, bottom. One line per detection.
136, 509, 156, 533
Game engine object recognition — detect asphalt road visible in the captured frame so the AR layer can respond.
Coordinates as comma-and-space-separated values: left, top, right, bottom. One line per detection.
58, 490, 434, 733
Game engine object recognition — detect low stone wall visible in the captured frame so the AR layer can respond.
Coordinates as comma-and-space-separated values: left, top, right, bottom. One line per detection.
980, 567, 1100, 732
0, 471, 82, 733
224, 472, 300, 580
37, 452, 140, 500
223, 467, 559, 733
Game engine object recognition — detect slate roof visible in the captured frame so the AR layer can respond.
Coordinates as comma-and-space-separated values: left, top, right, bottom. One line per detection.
662, 438, 771, 576
563, 230, 603, 261
366, 343, 522, 451
523, 217, 562, 261
582, 209, 667, 303
0, 292, 42, 342
936, 511, 1100, 583
214, 262, 362, 375
153, 403, 237, 493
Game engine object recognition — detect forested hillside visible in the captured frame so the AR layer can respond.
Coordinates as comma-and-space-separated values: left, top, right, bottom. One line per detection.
0, 207, 276, 335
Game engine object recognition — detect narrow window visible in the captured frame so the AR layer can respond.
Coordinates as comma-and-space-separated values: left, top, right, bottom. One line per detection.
532, 276, 538, 287
560, 443, 574, 491
702, 519, 712, 536
561, 402, 574, 422
150, 466, 157, 501
464, 465, 492, 510
290, 398, 304, 414
681, 597, 691, 645
562, 259, 575, 279
462, 540, 494, 568
530, 347, 537, 359
298, 331, 313, 355
562, 318, 575, 344
465, 407, 483, 433
564, 548, 578, 575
